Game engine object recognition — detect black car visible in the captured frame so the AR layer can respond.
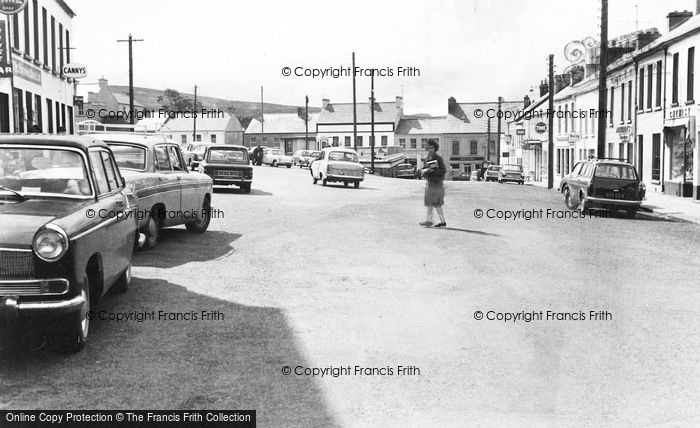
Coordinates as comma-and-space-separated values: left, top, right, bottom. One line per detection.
499, 164, 525, 185
0, 136, 140, 352
197, 144, 253, 193
559, 158, 646, 218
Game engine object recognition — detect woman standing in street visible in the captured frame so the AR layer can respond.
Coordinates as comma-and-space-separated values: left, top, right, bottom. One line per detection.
420, 140, 447, 228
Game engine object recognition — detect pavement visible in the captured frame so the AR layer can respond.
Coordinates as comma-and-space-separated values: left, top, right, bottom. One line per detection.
527, 178, 700, 224
2, 166, 700, 427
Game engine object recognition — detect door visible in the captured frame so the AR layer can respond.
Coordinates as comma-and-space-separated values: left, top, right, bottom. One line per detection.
0, 93, 9, 133
88, 149, 135, 289
170, 145, 201, 216
154, 144, 182, 226
285, 140, 293, 155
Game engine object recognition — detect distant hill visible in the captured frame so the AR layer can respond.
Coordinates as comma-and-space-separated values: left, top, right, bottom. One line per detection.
109, 86, 320, 128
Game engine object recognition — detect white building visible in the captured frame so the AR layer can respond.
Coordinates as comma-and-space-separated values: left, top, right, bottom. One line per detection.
161, 114, 244, 146
0, 0, 76, 134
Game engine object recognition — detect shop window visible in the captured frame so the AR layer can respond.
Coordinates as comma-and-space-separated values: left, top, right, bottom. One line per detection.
669, 128, 693, 181
381, 135, 387, 146
345, 136, 351, 147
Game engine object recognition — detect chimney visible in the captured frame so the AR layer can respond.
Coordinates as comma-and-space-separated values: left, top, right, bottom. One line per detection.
297, 107, 306, 120
448, 97, 458, 116
395, 96, 404, 110
636, 29, 661, 50
322, 98, 330, 110
98, 77, 108, 89
523, 95, 531, 109
539, 80, 549, 97
697, 0, 700, 15
668, 10, 693, 32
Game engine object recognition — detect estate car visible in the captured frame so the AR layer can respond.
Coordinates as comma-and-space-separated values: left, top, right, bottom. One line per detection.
98, 134, 214, 250
262, 148, 294, 168
0, 136, 140, 352
484, 165, 501, 182
499, 164, 525, 184
196, 144, 253, 193
559, 158, 646, 218
310, 147, 364, 188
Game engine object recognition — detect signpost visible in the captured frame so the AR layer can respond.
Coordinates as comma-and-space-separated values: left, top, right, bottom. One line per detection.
516, 129, 526, 136
535, 122, 547, 134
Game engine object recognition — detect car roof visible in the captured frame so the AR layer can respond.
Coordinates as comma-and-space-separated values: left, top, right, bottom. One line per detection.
0, 134, 110, 151
322, 147, 359, 154
89, 133, 174, 147
204, 143, 248, 150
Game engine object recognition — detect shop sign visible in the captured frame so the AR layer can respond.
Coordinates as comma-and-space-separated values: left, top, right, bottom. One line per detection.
0, 0, 27, 15
62, 63, 88, 79
669, 107, 692, 120
14, 60, 41, 85
535, 122, 547, 133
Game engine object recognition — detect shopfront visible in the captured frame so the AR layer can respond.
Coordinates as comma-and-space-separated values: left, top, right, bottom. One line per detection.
663, 108, 696, 198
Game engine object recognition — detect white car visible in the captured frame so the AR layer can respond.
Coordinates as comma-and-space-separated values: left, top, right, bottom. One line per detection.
310, 147, 365, 188
262, 148, 293, 168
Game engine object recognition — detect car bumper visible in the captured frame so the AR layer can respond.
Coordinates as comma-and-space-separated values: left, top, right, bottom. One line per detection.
587, 196, 641, 207
326, 174, 364, 182
212, 178, 253, 185
0, 293, 85, 322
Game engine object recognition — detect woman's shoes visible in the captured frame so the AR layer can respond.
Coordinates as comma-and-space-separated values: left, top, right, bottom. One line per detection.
419, 221, 433, 227
434, 222, 447, 228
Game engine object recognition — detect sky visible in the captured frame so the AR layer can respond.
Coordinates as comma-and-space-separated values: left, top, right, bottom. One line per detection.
70, 0, 696, 115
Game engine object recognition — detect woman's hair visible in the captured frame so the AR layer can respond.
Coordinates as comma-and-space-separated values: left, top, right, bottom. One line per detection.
427, 139, 439, 151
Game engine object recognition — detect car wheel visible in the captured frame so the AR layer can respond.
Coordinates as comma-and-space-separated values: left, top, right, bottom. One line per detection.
242, 183, 252, 193
321, 174, 327, 186
580, 193, 590, 213
564, 187, 578, 210
142, 214, 160, 250
344, 181, 349, 187
272, 160, 278, 167
186, 196, 211, 233
55, 275, 90, 353
625, 208, 638, 219
354, 181, 360, 189
113, 262, 131, 294
287, 164, 292, 168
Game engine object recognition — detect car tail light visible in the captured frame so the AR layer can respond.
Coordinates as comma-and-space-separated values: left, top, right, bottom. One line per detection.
639, 182, 646, 199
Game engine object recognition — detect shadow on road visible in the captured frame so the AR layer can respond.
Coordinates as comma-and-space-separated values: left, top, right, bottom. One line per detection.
213, 187, 273, 196
134, 229, 241, 268
437, 227, 501, 236
0, 278, 338, 426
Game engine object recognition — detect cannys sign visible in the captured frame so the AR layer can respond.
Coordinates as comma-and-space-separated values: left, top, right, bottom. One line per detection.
62, 63, 88, 79
0, 0, 28, 15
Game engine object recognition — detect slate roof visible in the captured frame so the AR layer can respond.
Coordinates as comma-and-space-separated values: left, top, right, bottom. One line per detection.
317, 101, 401, 124
443, 101, 522, 133
395, 116, 447, 135
161, 115, 243, 133
245, 113, 319, 135
112, 93, 145, 108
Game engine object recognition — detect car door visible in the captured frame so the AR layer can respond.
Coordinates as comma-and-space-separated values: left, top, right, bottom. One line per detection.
169, 144, 201, 217
88, 148, 134, 291
154, 144, 182, 227
567, 162, 583, 194
311, 150, 325, 178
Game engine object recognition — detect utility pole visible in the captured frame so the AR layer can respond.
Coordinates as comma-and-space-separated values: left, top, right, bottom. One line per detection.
352, 52, 357, 151
192, 85, 198, 143
116, 34, 144, 125
597, 0, 609, 157
370, 71, 375, 174
487, 117, 491, 163
496, 96, 503, 165
305, 95, 309, 150
260, 86, 264, 147
548, 54, 555, 189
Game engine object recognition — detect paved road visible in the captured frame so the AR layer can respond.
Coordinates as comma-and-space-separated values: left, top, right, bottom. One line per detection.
2, 165, 700, 427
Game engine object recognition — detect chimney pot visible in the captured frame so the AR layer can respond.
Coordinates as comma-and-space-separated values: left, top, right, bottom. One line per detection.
322, 98, 330, 110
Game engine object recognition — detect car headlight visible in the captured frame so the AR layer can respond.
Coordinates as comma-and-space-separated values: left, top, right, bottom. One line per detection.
33, 225, 69, 262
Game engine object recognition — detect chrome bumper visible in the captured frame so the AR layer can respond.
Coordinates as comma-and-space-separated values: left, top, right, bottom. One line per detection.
327, 174, 364, 181
587, 196, 641, 207
1, 294, 85, 321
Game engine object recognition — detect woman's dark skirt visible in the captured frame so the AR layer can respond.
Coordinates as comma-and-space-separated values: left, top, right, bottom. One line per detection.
424, 181, 445, 207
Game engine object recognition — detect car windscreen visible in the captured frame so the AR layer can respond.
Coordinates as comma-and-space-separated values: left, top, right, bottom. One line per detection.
503, 165, 522, 172
328, 152, 358, 162
272, 150, 283, 155
207, 148, 247, 163
594, 164, 637, 180
0, 147, 92, 198
108, 143, 147, 170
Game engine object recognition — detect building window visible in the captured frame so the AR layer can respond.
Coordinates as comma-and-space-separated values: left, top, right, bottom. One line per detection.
23, 7, 30, 56
12, 13, 19, 49
470, 140, 478, 154
60, 103, 66, 133
33, 0, 39, 59
196, 135, 202, 142
638, 67, 645, 110
646, 64, 653, 109
13, 89, 24, 133
564, 104, 568, 133
55, 101, 60, 132
65, 30, 70, 63
356, 136, 363, 146
398, 138, 405, 148
651, 133, 661, 181
410, 138, 416, 149
345, 136, 351, 147
25, 91, 33, 129
211, 135, 217, 144
46, 98, 53, 133
421, 138, 428, 149
608, 142, 614, 158
609, 86, 615, 126
381, 135, 387, 146
557, 105, 561, 133
489, 140, 495, 154
452, 141, 459, 155
628, 81, 632, 121
571, 103, 575, 132
688, 47, 695, 102
332, 136, 339, 146
59, 23, 63, 75
672, 52, 679, 104
181, 135, 187, 145
34, 94, 42, 132
620, 84, 625, 123
42, 8, 47, 65
656, 60, 662, 108
50, 16, 56, 72
67, 106, 73, 134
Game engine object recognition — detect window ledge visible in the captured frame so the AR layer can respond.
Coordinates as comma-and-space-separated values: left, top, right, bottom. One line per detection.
685, 100, 695, 105
651, 180, 661, 185
23, 53, 32, 61
42, 65, 50, 71
671, 102, 680, 107
646, 108, 654, 113
654, 107, 662, 112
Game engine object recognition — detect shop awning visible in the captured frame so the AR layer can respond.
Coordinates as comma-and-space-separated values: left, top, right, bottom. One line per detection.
664, 116, 696, 142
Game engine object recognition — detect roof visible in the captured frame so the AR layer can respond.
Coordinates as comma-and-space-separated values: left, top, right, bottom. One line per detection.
245, 113, 319, 134
57, 0, 77, 17
317, 101, 401, 124
112, 93, 146, 108
395, 116, 447, 135
0, 135, 108, 150
637, 14, 700, 60
443, 101, 521, 133
552, 76, 599, 101
162, 115, 243, 133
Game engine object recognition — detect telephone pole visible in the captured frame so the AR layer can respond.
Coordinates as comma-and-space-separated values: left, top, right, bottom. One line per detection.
305, 95, 309, 150
487, 117, 491, 163
116, 34, 144, 125
193, 85, 198, 143
496, 96, 503, 165
597, 0, 609, 157
260, 86, 264, 147
352, 52, 357, 151
548, 54, 555, 189
370, 71, 375, 173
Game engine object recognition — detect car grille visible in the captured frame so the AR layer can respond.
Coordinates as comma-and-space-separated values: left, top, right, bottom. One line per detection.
0, 250, 35, 280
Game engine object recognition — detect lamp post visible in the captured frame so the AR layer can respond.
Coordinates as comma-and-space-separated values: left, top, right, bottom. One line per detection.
116, 34, 144, 125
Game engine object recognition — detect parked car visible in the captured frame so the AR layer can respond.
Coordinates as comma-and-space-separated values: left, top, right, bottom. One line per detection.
292, 150, 320, 168
558, 158, 646, 218
470, 171, 480, 181
182, 142, 209, 170
397, 163, 418, 179
0, 135, 141, 352
196, 144, 253, 193
262, 148, 293, 168
453, 172, 471, 181
498, 164, 525, 185
310, 147, 364, 188
484, 165, 501, 182
98, 134, 214, 250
